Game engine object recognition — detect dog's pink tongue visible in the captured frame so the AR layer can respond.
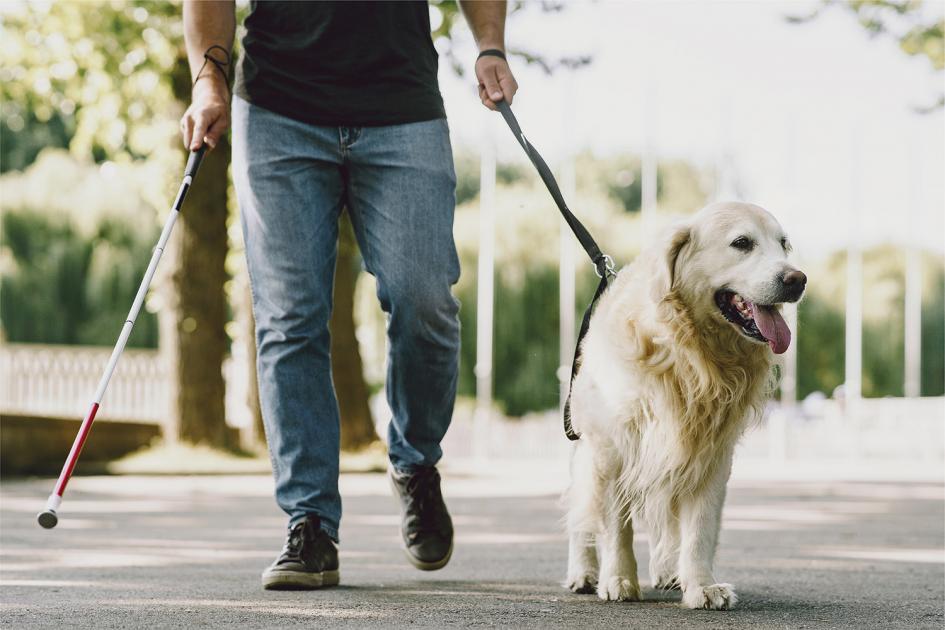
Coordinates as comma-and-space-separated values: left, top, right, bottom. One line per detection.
751, 303, 791, 354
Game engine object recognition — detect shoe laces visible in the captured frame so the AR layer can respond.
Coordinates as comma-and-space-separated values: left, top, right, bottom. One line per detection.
404, 467, 446, 540
280, 522, 306, 561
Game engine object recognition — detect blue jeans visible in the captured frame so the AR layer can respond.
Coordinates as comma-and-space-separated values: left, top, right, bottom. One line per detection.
231, 96, 460, 542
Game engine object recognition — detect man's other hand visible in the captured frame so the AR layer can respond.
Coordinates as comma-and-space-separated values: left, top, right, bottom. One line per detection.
475, 54, 518, 111
180, 77, 230, 151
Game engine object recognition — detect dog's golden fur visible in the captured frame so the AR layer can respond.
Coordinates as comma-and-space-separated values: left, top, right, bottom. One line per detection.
565, 202, 802, 609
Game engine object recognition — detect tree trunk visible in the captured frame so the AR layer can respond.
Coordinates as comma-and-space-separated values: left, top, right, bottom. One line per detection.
332, 213, 377, 451
173, 138, 231, 447
162, 60, 230, 449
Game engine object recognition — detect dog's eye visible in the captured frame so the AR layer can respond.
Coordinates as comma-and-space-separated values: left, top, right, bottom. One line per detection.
730, 236, 753, 252
780, 237, 792, 252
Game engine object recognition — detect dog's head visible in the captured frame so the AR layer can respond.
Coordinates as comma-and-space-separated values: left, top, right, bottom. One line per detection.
653, 201, 806, 354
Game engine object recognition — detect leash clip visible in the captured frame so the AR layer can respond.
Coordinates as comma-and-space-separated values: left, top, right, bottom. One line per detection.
594, 254, 617, 279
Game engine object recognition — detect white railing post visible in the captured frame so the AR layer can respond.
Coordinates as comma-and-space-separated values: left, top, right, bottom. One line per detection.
474, 115, 497, 461
559, 77, 577, 415
845, 135, 863, 422
904, 128, 923, 398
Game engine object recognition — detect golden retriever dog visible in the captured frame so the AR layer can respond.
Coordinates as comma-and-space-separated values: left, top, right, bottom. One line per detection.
564, 201, 806, 609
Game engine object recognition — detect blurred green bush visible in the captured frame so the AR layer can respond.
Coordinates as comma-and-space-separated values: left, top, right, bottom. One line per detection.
448, 152, 945, 412
797, 248, 945, 399
3, 149, 943, 414
1, 150, 164, 348
451, 152, 706, 414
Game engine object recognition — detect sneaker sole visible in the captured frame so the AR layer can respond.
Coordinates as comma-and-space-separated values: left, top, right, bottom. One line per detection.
262, 569, 340, 590
403, 541, 453, 572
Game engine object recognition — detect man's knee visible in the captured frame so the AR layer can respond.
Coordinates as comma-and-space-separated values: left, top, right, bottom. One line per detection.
254, 295, 333, 354
387, 282, 460, 346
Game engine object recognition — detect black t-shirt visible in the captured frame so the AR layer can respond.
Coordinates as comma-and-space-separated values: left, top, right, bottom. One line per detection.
234, 0, 446, 127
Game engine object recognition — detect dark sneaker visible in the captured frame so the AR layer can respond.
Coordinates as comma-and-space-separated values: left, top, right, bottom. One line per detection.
261, 515, 340, 590
390, 465, 453, 571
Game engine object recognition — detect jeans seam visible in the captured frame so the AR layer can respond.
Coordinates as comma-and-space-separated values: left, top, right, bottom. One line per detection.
345, 172, 375, 277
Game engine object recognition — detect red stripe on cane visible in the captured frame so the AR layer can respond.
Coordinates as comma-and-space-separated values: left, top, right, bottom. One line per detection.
53, 402, 100, 497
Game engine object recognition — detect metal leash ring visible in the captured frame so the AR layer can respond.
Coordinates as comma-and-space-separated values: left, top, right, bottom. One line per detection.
594, 254, 617, 279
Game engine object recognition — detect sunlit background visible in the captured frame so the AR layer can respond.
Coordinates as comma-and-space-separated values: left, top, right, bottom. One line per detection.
1, 0, 942, 478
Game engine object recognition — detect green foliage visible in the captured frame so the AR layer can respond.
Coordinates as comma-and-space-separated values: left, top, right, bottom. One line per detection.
0, 109, 74, 174
789, 0, 945, 109
1, 210, 90, 343
1, 209, 159, 348
429, 0, 591, 77
456, 259, 600, 416
921, 266, 945, 394
445, 145, 714, 415
0, 1, 184, 168
575, 152, 710, 216
796, 247, 945, 399
448, 166, 945, 413
797, 292, 846, 398
449, 166, 651, 414
1, 150, 167, 347
843, 0, 945, 69
454, 150, 529, 205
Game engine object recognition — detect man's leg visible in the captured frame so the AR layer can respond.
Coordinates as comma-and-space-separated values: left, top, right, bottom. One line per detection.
231, 96, 345, 548
344, 118, 460, 471
344, 118, 460, 569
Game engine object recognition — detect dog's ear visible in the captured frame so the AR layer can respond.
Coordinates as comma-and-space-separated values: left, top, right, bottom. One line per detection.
650, 223, 691, 300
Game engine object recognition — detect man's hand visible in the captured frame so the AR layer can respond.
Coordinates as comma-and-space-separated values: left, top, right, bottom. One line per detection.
475, 54, 518, 111
182, 0, 235, 150
180, 76, 230, 151
459, 0, 517, 111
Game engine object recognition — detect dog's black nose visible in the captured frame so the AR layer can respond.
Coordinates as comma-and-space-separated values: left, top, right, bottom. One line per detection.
783, 270, 806, 288
781, 270, 807, 300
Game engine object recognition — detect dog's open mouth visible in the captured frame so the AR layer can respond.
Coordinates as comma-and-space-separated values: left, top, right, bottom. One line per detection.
714, 290, 791, 354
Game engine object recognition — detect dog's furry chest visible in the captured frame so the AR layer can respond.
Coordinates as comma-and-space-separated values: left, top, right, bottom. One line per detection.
582, 348, 768, 514
611, 389, 746, 492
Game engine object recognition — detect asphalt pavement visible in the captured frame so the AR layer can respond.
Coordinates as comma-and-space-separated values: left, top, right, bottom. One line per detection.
1, 469, 942, 629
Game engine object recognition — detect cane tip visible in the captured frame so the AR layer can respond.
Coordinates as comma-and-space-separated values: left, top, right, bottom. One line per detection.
37, 509, 58, 529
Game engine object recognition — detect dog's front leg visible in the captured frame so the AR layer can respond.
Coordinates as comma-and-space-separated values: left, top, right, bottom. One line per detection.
596, 480, 641, 602
566, 531, 598, 594
678, 458, 737, 610
648, 507, 681, 590
565, 441, 600, 593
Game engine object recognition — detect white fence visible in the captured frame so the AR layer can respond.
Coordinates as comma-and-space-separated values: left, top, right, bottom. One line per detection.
2, 342, 942, 467
0, 343, 249, 427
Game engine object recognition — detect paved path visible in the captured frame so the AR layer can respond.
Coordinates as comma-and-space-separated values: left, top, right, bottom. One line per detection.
2, 471, 942, 629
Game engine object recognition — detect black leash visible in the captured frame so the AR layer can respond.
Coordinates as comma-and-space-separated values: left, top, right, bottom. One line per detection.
495, 100, 616, 441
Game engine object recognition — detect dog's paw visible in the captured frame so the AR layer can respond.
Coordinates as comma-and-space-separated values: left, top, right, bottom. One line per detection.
565, 573, 598, 594
597, 575, 642, 602
682, 583, 737, 610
